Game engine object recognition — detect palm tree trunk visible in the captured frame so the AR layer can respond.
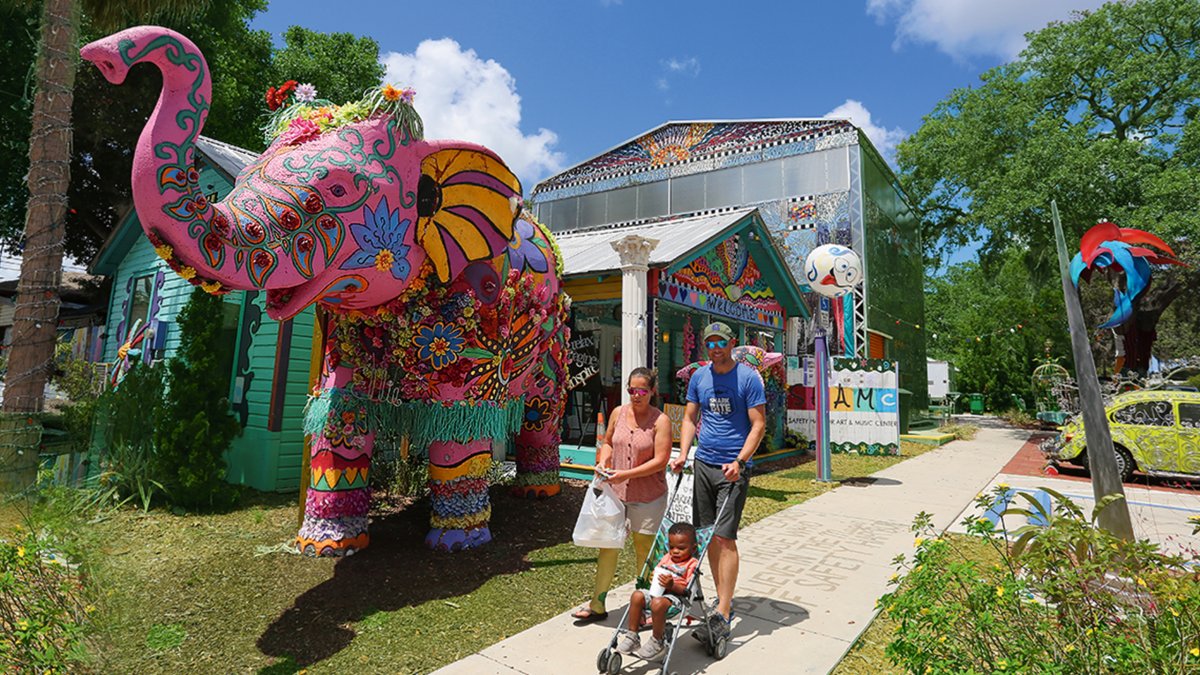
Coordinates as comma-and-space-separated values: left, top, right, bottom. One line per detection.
0, 0, 79, 491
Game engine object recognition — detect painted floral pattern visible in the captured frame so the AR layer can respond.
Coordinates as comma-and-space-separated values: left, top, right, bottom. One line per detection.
523, 397, 551, 432
415, 322, 466, 370
341, 196, 412, 281
508, 218, 549, 274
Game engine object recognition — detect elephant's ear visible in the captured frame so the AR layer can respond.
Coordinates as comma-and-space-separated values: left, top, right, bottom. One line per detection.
417, 147, 522, 284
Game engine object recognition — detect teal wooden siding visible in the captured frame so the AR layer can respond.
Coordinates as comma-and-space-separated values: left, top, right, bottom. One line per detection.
101, 161, 316, 493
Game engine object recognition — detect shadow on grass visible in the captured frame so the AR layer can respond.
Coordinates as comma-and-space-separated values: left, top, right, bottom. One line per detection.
256, 482, 586, 666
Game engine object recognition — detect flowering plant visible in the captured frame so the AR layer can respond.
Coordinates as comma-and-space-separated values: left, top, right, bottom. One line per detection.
261, 82, 423, 145
879, 485, 1200, 674
265, 79, 298, 111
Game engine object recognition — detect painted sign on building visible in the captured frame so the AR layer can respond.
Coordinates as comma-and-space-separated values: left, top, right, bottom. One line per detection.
786, 357, 900, 455
658, 235, 785, 329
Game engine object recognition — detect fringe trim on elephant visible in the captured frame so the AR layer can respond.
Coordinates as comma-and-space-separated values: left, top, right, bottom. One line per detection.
430, 505, 492, 530
304, 388, 523, 447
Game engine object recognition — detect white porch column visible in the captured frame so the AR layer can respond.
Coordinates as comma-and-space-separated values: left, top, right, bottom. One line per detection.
786, 317, 802, 356
611, 235, 659, 404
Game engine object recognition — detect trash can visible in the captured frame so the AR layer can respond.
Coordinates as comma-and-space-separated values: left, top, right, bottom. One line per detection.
897, 388, 912, 435
969, 393, 985, 414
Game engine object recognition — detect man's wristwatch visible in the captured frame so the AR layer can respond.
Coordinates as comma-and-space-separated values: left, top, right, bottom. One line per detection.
736, 458, 747, 470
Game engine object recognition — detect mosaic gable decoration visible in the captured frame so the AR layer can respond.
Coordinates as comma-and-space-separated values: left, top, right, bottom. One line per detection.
658, 235, 785, 329
538, 120, 856, 193
83, 26, 570, 557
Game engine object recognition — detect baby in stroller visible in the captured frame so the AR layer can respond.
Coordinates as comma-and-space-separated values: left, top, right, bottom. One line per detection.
616, 522, 699, 661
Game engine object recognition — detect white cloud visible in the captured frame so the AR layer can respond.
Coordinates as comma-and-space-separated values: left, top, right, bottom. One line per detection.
656, 56, 700, 93
381, 39, 565, 189
664, 57, 700, 75
823, 99, 906, 161
866, 0, 1107, 61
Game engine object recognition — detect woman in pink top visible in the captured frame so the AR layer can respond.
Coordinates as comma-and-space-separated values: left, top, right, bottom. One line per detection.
572, 367, 671, 623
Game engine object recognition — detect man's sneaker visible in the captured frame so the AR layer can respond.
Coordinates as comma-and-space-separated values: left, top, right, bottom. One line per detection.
635, 635, 667, 661
692, 609, 731, 643
616, 632, 640, 655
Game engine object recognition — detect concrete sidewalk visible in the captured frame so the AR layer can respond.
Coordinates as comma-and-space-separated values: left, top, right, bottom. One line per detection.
434, 419, 1031, 675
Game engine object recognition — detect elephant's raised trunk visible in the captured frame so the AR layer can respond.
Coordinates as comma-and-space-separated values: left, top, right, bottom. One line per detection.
81, 27, 346, 318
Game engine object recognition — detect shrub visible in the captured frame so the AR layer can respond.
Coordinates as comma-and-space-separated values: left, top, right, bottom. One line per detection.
153, 289, 241, 509
0, 526, 93, 672
94, 360, 167, 511
936, 423, 979, 441
999, 407, 1039, 428
880, 487, 1200, 674
52, 349, 104, 456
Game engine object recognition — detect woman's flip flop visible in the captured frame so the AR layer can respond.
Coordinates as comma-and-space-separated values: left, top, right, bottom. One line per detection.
571, 606, 609, 624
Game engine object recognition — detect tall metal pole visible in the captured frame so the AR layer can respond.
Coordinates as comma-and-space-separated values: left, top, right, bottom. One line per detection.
1051, 201, 1134, 540
815, 328, 832, 482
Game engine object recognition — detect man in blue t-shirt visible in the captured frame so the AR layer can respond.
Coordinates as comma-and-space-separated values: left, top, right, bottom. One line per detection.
670, 321, 766, 642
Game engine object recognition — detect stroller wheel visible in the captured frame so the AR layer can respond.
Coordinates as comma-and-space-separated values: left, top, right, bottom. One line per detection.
713, 636, 728, 660
606, 650, 622, 674
597, 648, 610, 673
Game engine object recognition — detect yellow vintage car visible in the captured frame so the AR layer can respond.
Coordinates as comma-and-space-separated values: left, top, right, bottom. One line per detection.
1046, 390, 1200, 482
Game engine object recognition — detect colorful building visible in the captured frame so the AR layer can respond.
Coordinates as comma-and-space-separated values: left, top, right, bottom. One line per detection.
90, 136, 314, 492
531, 119, 928, 408
553, 207, 807, 450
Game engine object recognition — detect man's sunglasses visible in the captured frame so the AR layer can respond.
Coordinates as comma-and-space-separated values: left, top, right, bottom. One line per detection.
705, 339, 729, 350
626, 387, 651, 397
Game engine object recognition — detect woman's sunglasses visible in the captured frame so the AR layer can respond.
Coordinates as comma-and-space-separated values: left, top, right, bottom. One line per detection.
705, 338, 729, 350
626, 387, 651, 397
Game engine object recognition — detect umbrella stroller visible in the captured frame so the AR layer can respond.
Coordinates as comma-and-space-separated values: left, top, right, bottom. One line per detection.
596, 470, 732, 674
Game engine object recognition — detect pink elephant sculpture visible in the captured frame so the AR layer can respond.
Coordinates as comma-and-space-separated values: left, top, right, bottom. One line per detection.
82, 26, 569, 555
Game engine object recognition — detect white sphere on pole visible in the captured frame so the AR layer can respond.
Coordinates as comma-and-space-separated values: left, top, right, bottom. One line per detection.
804, 244, 863, 298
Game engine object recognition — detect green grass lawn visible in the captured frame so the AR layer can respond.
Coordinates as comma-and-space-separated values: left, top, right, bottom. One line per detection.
43, 441, 935, 673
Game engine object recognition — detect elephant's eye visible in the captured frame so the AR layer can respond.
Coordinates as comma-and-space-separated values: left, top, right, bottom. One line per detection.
417, 174, 442, 217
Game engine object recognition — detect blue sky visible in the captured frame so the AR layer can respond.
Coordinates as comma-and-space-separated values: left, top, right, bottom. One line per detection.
249, 0, 1106, 267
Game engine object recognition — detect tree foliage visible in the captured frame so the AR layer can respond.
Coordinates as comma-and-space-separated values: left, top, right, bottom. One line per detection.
0, 0, 385, 263
902, 0, 1200, 369
898, 0, 1200, 268
926, 247, 1071, 411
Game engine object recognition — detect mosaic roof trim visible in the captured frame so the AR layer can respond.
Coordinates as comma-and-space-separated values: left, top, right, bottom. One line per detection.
534, 119, 857, 194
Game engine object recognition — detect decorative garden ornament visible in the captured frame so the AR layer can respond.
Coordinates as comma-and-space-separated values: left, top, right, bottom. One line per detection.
803, 244, 862, 298
1069, 221, 1185, 328
82, 26, 569, 556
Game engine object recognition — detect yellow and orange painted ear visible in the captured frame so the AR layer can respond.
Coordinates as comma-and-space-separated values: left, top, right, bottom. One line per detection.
416, 147, 522, 284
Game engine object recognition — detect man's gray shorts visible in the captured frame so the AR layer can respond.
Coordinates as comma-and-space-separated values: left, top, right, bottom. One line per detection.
692, 459, 750, 540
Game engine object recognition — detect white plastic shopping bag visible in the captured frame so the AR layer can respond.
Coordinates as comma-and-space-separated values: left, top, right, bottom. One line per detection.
572, 476, 626, 549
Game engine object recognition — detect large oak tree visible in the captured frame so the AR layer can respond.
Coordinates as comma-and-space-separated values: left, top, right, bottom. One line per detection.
899, 0, 1200, 374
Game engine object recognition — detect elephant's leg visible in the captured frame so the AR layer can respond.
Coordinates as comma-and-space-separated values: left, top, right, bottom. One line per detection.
513, 413, 562, 499
514, 343, 567, 498
426, 439, 493, 551
296, 363, 374, 557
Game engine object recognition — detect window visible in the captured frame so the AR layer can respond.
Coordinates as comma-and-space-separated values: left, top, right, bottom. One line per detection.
127, 275, 153, 330
1111, 400, 1174, 427
1179, 403, 1200, 429
705, 165, 743, 209
743, 160, 781, 203
607, 185, 638, 223
670, 172, 705, 214
578, 192, 607, 229
213, 299, 241, 397
636, 182, 668, 219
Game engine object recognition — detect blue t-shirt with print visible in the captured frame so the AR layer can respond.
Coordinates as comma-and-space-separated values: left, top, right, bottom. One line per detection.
686, 362, 767, 465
